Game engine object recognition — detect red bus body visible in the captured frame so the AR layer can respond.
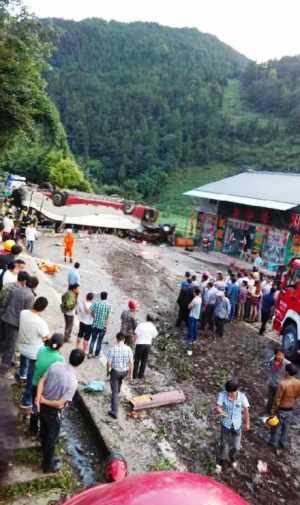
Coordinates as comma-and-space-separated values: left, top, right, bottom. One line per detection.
56, 193, 146, 220
64, 471, 249, 505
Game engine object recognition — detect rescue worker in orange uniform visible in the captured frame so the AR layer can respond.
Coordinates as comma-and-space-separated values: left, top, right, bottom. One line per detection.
64, 229, 75, 263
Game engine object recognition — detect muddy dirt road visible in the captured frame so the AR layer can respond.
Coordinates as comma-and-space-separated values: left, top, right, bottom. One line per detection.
34, 234, 300, 505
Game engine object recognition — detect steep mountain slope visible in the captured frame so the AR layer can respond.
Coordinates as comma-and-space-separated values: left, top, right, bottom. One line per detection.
44, 18, 248, 195
43, 19, 300, 203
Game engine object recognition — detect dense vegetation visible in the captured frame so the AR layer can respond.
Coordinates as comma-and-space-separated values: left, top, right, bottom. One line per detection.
44, 18, 300, 201
44, 18, 248, 198
1, 8, 300, 205
241, 57, 300, 132
0, 0, 90, 190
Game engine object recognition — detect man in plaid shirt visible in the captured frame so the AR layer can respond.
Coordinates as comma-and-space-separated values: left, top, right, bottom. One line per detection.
88, 292, 111, 358
107, 332, 133, 419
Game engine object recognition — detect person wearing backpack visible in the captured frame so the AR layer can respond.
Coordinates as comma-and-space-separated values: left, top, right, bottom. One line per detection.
61, 284, 80, 342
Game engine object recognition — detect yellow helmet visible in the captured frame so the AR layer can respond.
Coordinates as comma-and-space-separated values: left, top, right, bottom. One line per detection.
266, 416, 280, 428
3, 239, 15, 252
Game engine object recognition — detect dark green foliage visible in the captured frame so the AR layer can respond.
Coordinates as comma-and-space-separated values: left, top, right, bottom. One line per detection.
241, 56, 300, 131
0, 1, 89, 190
44, 18, 247, 194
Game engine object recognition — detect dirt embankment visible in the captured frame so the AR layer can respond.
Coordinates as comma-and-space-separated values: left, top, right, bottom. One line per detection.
107, 240, 300, 505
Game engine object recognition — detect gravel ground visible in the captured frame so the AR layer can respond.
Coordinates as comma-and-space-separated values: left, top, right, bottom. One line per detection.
32, 233, 300, 504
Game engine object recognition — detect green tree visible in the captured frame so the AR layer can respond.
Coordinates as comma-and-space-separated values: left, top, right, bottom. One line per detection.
49, 158, 91, 191
0, 0, 91, 191
0, 0, 53, 148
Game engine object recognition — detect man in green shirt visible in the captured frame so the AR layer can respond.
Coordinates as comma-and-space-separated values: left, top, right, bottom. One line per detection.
30, 333, 64, 436
89, 292, 111, 358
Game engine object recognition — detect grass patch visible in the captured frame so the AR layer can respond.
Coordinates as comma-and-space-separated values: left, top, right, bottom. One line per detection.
223, 78, 274, 127
148, 162, 238, 233
148, 457, 176, 472
0, 464, 77, 500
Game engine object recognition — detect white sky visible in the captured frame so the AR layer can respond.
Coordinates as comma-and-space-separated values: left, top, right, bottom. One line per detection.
24, 0, 300, 62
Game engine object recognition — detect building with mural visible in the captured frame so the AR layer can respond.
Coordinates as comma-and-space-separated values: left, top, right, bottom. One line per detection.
185, 171, 300, 270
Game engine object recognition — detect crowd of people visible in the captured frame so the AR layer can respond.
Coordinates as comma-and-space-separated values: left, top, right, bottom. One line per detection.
0, 203, 300, 479
177, 267, 278, 343
176, 268, 300, 472
0, 210, 159, 473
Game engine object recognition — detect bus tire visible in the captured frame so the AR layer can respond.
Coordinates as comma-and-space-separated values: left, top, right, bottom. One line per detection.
124, 201, 135, 214
52, 191, 67, 207
144, 208, 159, 223
282, 324, 298, 361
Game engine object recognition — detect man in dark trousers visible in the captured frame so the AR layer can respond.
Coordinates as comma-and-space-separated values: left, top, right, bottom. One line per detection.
36, 349, 85, 473
89, 291, 111, 357
133, 314, 158, 379
1, 275, 39, 371
0, 270, 30, 354
107, 333, 133, 419
176, 277, 194, 327
61, 284, 80, 342
259, 287, 276, 335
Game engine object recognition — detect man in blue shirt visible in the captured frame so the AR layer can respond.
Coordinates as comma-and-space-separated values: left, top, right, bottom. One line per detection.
216, 380, 250, 472
68, 262, 80, 288
259, 287, 276, 335
227, 276, 239, 321
181, 271, 191, 289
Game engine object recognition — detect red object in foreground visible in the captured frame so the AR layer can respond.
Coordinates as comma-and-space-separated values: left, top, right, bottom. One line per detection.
104, 452, 128, 482
64, 471, 249, 505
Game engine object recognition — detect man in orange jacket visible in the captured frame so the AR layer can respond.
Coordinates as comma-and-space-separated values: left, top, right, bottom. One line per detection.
64, 229, 75, 263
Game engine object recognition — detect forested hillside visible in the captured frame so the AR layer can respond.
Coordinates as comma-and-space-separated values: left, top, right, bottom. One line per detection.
44, 18, 300, 201
241, 57, 300, 131
0, 1, 90, 191
2, 8, 299, 204
44, 18, 247, 197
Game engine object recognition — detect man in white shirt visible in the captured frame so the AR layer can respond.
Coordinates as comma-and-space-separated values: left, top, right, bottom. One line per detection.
133, 314, 158, 379
25, 223, 38, 254
187, 288, 202, 344
17, 297, 49, 407
3, 214, 14, 239
2, 262, 19, 287
76, 292, 94, 354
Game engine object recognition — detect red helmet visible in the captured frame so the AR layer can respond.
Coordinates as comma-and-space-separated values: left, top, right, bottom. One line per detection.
128, 299, 139, 310
104, 452, 128, 482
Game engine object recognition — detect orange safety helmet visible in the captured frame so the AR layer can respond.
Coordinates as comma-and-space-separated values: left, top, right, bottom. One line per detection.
265, 416, 280, 428
3, 240, 15, 252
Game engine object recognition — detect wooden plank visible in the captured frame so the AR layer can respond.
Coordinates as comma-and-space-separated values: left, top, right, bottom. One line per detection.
130, 390, 186, 411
